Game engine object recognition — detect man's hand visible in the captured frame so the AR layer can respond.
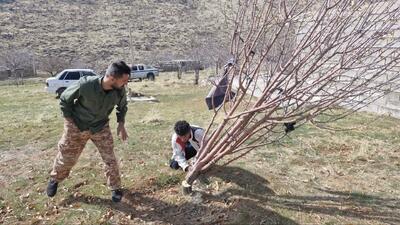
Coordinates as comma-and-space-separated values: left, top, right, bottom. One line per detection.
117, 122, 128, 141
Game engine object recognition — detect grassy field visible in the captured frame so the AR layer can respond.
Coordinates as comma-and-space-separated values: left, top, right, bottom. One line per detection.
0, 72, 399, 225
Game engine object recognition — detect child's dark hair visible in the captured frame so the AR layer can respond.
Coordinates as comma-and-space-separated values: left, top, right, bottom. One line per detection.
174, 120, 190, 136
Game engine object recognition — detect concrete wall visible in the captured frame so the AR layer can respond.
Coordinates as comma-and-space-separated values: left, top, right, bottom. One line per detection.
362, 91, 400, 118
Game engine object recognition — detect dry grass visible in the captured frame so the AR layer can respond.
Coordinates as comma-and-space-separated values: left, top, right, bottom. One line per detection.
0, 72, 399, 224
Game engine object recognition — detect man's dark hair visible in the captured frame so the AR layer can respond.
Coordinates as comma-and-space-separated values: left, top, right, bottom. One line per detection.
174, 120, 191, 136
106, 60, 131, 78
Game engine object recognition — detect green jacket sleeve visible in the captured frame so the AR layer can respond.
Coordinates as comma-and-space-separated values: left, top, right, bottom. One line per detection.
59, 82, 80, 118
116, 88, 128, 123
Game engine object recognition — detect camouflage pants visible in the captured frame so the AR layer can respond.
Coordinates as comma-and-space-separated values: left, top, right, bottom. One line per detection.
50, 120, 121, 190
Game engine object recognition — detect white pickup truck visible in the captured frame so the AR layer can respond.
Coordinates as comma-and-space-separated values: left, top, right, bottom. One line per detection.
130, 64, 159, 81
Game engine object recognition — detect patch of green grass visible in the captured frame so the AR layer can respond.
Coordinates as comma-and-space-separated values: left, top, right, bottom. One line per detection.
0, 83, 62, 150
348, 191, 376, 204
324, 221, 336, 225
55, 209, 99, 225
0, 199, 5, 209
154, 173, 183, 189
0, 78, 47, 86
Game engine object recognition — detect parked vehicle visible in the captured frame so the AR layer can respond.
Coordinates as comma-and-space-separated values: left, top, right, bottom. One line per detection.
130, 64, 159, 81
45, 69, 98, 98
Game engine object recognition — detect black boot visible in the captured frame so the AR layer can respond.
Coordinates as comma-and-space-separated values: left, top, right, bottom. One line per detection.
111, 189, 123, 202
47, 179, 58, 197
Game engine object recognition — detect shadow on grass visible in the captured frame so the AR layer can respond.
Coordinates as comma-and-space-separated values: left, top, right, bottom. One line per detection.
269, 188, 400, 224
59, 189, 298, 225
203, 166, 400, 224
205, 165, 276, 196
59, 165, 297, 225
59, 165, 399, 224
60, 191, 224, 225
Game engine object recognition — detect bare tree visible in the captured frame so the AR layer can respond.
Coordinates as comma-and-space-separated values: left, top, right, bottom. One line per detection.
182, 0, 400, 193
39, 55, 70, 77
186, 35, 230, 72
186, 37, 228, 84
0, 48, 35, 85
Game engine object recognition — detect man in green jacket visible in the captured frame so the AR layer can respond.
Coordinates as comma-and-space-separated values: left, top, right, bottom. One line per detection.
47, 61, 130, 202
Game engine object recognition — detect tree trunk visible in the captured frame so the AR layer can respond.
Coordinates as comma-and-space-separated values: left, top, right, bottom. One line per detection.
177, 67, 182, 79
181, 167, 201, 195
194, 69, 199, 85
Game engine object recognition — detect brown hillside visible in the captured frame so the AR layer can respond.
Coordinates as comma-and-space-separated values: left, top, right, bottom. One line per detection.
0, 0, 230, 70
